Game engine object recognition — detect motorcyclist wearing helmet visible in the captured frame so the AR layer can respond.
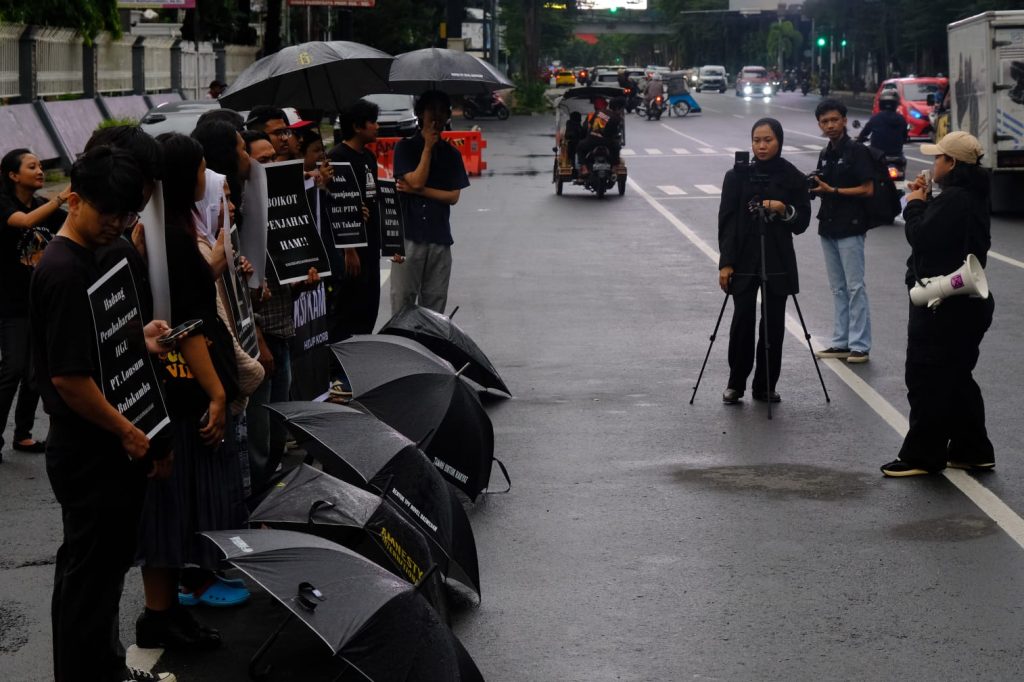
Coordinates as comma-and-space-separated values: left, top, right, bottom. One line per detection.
857, 90, 908, 157
644, 73, 665, 109
577, 96, 625, 173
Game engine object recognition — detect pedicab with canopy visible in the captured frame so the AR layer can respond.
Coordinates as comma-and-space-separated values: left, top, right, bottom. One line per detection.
665, 71, 702, 117
552, 85, 628, 198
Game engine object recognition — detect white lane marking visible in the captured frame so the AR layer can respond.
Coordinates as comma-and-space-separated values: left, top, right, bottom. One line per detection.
725, 147, 743, 153
652, 196, 720, 201
127, 646, 162, 673
732, 114, 745, 119
673, 148, 691, 154
700, 106, 722, 113
657, 122, 713, 147
803, 144, 822, 150
629, 174, 1024, 553
621, 148, 636, 156
782, 145, 801, 152
645, 148, 663, 155
657, 185, 687, 195
695, 184, 721, 194
698, 147, 717, 154
988, 250, 1024, 271
380, 267, 391, 288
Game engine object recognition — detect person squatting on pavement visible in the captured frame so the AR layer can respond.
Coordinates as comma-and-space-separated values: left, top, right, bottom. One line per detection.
30, 146, 176, 682
391, 90, 470, 314
881, 132, 995, 478
809, 99, 875, 365
718, 118, 811, 405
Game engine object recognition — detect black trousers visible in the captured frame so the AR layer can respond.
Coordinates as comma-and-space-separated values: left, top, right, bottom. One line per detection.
727, 287, 787, 394
898, 295, 995, 469
329, 245, 383, 342
52, 496, 144, 682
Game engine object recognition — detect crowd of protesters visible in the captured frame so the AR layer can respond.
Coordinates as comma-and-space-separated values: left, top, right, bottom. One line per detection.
0, 89, 469, 682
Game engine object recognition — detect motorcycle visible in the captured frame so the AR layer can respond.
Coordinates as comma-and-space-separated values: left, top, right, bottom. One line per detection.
800, 79, 810, 96
782, 75, 797, 92
819, 79, 830, 97
623, 86, 642, 114
580, 146, 619, 198
463, 93, 510, 120
636, 94, 666, 121
885, 154, 907, 188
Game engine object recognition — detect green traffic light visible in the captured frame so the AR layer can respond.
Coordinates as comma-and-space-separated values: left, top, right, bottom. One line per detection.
817, 37, 826, 47
841, 39, 847, 47
610, 6, 618, 12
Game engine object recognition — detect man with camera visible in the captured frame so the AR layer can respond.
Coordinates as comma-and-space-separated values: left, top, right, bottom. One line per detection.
809, 99, 875, 364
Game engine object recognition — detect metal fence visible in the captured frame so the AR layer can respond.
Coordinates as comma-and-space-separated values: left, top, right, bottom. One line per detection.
179, 41, 217, 100
225, 44, 259, 84
0, 23, 22, 99
143, 36, 176, 92
35, 27, 83, 97
95, 33, 135, 94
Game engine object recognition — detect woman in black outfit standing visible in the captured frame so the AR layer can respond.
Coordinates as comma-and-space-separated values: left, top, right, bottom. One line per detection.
717, 118, 811, 404
881, 131, 995, 477
0, 149, 69, 458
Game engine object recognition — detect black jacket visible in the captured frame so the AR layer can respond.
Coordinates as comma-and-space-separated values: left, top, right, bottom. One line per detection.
815, 135, 875, 239
718, 158, 811, 295
904, 177, 990, 288
856, 110, 907, 157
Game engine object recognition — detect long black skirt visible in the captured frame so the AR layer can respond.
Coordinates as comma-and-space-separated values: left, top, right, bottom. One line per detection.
136, 413, 248, 570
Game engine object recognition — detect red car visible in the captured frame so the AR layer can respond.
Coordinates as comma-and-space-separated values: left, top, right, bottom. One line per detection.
871, 77, 948, 140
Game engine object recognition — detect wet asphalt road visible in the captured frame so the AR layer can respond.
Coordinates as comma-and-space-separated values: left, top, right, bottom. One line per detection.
3, 91, 1024, 680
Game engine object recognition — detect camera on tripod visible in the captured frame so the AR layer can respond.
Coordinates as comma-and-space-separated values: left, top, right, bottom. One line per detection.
734, 151, 770, 186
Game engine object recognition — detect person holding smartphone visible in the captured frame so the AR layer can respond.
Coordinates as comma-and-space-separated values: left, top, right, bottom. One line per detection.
391, 90, 470, 315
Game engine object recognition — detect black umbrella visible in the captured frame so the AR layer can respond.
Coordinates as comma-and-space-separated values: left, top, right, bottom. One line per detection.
250, 464, 447, 617
266, 401, 480, 598
202, 529, 483, 681
379, 304, 511, 396
388, 47, 514, 95
330, 335, 509, 501
220, 40, 393, 112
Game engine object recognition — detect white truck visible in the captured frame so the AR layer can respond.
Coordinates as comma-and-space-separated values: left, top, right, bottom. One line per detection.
948, 11, 1024, 211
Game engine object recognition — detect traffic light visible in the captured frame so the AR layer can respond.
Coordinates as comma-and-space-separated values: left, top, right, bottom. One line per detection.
609, 6, 618, 12
841, 38, 847, 47
817, 37, 826, 48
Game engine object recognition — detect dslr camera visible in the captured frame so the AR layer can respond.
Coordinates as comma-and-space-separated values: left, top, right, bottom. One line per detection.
806, 170, 823, 189
733, 151, 769, 186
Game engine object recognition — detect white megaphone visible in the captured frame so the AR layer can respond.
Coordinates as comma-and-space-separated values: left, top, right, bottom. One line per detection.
910, 253, 989, 309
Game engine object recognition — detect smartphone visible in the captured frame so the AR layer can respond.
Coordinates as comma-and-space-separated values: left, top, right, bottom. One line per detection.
158, 318, 203, 347
199, 409, 210, 429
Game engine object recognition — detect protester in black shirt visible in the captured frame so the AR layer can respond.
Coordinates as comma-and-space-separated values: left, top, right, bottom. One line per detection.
0, 148, 69, 459
31, 146, 175, 682
881, 132, 995, 477
718, 118, 811, 404
392, 90, 470, 314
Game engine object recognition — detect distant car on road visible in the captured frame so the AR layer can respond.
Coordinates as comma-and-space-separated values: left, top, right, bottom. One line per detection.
696, 65, 727, 93
139, 100, 221, 137
736, 65, 773, 97
555, 69, 576, 87
872, 76, 949, 140
365, 93, 418, 138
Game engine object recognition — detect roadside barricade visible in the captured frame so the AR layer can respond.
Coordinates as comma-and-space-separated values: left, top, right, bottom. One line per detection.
368, 130, 489, 179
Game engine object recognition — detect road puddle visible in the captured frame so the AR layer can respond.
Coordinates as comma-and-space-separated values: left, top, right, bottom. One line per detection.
887, 514, 997, 542
671, 463, 874, 500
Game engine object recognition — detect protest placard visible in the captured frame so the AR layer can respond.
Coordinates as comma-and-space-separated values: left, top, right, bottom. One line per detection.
263, 160, 331, 284
377, 178, 406, 258
87, 258, 170, 439
222, 224, 259, 358
326, 162, 368, 248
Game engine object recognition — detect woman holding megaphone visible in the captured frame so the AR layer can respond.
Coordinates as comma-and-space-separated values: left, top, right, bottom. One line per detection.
881, 131, 995, 477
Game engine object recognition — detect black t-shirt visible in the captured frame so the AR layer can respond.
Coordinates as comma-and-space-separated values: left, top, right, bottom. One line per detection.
393, 134, 470, 246
30, 236, 145, 507
0, 192, 65, 317
815, 135, 875, 239
328, 142, 381, 253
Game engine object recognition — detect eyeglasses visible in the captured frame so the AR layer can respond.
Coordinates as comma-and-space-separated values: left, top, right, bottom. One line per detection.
82, 198, 140, 232
266, 128, 294, 139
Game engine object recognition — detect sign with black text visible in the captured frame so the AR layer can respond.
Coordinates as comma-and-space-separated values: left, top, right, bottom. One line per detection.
377, 178, 406, 258
326, 162, 368, 248
222, 224, 259, 358
263, 160, 332, 285
87, 258, 170, 439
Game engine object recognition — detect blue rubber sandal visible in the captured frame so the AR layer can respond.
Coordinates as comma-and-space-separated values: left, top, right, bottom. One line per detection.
179, 580, 250, 608
215, 574, 246, 589
178, 588, 199, 607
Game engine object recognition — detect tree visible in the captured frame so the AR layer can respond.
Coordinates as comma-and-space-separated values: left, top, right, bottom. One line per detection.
500, 0, 576, 77
766, 20, 802, 70
0, 0, 120, 41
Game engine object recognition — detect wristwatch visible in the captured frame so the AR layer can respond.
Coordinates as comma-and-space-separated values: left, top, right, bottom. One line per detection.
833, 187, 840, 195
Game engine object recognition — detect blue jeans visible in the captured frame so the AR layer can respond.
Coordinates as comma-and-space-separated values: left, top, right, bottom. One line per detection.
0, 317, 41, 450
244, 334, 292, 491
820, 235, 871, 353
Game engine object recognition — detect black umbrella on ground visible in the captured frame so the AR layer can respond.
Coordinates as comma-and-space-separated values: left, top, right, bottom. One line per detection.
202, 529, 483, 681
330, 335, 509, 501
219, 40, 393, 112
379, 304, 511, 396
266, 401, 480, 598
250, 464, 447, 618
388, 47, 514, 95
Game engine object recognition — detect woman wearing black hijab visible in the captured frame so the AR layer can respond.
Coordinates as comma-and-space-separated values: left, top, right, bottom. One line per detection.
717, 118, 811, 404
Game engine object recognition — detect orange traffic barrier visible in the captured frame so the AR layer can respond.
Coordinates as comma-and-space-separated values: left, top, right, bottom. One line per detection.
367, 131, 488, 178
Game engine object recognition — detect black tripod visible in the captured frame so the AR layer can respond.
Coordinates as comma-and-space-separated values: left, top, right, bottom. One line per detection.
690, 196, 830, 418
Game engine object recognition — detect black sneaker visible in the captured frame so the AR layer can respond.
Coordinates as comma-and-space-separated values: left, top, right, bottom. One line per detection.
722, 388, 743, 404
846, 351, 870, 364
123, 668, 176, 682
135, 607, 221, 651
752, 390, 781, 403
880, 459, 935, 477
815, 347, 851, 359
947, 460, 995, 471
